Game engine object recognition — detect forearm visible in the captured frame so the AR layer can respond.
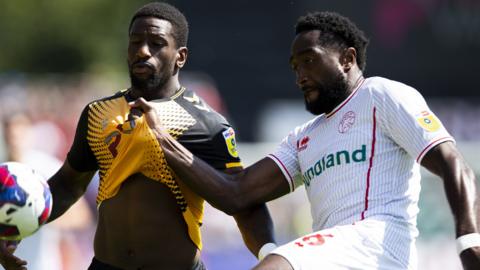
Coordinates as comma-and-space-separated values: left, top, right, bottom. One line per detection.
421, 143, 480, 268
153, 128, 245, 214
442, 160, 479, 236
46, 166, 93, 223
48, 178, 84, 222
130, 98, 290, 214
233, 204, 276, 256
422, 143, 480, 236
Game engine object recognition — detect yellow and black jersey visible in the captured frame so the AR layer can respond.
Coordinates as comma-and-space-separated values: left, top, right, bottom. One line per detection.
67, 87, 242, 249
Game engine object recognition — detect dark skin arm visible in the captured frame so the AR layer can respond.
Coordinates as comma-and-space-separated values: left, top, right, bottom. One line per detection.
131, 98, 286, 256
224, 167, 276, 256
421, 141, 480, 270
233, 205, 275, 256
131, 98, 290, 214
47, 161, 96, 222
169, 156, 290, 215
0, 161, 95, 270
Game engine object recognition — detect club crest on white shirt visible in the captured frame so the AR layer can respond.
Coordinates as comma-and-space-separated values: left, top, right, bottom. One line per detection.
338, 111, 356, 133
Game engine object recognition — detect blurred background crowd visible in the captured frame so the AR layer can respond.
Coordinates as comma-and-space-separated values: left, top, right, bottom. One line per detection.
0, 0, 479, 269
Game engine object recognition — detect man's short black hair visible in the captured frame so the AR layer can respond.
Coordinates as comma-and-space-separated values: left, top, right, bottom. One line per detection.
295, 11, 369, 71
129, 2, 189, 48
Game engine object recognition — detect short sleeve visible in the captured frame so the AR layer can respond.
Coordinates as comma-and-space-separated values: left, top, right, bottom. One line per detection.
374, 83, 454, 163
66, 105, 99, 172
178, 123, 242, 170
267, 130, 303, 192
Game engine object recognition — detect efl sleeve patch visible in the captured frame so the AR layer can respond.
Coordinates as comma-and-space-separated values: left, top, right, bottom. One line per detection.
416, 111, 441, 132
374, 84, 453, 160
222, 127, 239, 158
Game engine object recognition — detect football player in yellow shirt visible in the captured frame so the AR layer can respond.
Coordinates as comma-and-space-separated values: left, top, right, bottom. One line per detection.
0, 2, 274, 270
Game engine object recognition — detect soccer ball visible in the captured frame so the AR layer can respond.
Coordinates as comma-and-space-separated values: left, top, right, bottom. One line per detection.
0, 162, 52, 240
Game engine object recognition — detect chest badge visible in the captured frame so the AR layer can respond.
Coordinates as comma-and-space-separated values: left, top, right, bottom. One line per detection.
338, 111, 356, 133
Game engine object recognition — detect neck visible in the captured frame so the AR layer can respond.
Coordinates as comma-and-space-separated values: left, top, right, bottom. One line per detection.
346, 69, 364, 95
130, 75, 181, 101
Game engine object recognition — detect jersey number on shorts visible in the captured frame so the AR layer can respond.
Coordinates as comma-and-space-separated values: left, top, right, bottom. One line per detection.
294, 233, 333, 247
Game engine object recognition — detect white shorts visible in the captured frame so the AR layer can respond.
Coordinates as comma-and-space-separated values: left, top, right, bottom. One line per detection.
270, 219, 413, 270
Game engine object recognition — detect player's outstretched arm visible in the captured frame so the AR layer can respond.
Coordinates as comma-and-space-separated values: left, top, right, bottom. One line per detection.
130, 98, 290, 214
421, 141, 480, 269
131, 97, 281, 257
47, 160, 96, 222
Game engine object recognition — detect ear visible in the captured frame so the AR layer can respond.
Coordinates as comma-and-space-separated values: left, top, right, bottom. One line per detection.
340, 47, 357, 72
176, 47, 188, 69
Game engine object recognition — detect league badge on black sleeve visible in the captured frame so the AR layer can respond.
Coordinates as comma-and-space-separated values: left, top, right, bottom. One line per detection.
223, 127, 239, 158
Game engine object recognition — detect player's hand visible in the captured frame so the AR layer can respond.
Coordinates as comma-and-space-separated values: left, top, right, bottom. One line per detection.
0, 240, 27, 270
460, 246, 480, 270
129, 98, 166, 134
129, 98, 193, 162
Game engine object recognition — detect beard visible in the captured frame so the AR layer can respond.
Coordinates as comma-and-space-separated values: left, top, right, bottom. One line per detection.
129, 64, 172, 93
305, 71, 350, 115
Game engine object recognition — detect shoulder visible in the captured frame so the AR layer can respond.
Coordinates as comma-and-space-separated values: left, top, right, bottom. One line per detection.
79, 90, 128, 117
87, 90, 127, 107
364, 76, 424, 104
285, 115, 323, 143
364, 76, 422, 98
176, 88, 231, 131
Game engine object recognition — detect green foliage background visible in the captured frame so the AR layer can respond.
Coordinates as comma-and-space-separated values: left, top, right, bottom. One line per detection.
0, 0, 155, 74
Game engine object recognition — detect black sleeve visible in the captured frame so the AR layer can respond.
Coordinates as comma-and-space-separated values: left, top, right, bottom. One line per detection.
66, 105, 98, 172
178, 123, 242, 170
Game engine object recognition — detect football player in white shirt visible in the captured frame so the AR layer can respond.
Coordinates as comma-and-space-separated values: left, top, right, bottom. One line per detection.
131, 11, 480, 270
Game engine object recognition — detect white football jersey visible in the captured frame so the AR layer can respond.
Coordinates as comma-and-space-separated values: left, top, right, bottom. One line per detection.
268, 76, 454, 266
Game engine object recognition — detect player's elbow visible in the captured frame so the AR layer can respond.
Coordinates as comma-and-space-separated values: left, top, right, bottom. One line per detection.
211, 194, 251, 216
208, 178, 254, 215
221, 205, 244, 216
222, 202, 243, 216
